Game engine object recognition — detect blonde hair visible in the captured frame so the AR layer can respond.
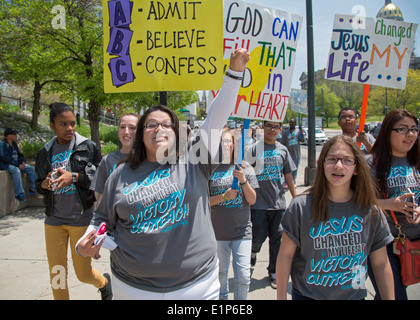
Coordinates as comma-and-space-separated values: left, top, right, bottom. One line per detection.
308, 135, 379, 223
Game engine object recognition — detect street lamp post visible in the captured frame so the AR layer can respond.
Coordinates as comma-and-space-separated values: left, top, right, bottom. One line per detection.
304, 0, 317, 186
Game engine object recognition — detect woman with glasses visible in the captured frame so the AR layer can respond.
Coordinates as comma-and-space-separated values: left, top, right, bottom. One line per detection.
276, 135, 394, 300
367, 109, 420, 300
76, 48, 250, 299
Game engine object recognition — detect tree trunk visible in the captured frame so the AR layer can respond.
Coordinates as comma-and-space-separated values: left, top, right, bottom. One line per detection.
31, 80, 42, 129
83, 52, 102, 154
87, 99, 101, 154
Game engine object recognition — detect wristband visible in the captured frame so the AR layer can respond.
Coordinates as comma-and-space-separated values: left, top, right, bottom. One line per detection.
225, 71, 243, 81
240, 180, 249, 187
222, 193, 226, 201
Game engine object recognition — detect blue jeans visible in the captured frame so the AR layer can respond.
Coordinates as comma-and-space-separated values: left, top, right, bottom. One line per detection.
6, 164, 36, 196
367, 242, 408, 300
251, 209, 285, 274
217, 239, 251, 300
292, 157, 300, 184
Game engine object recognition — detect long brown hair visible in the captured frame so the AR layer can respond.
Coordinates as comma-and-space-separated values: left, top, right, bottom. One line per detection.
370, 109, 419, 191
220, 127, 235, 163
308, 135, 379, 223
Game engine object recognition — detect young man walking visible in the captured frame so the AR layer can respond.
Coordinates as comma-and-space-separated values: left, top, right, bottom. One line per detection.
245, 121, 296, 289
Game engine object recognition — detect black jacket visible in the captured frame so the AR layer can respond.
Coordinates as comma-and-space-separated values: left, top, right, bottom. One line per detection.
35, 133, 102, 217
0, 139, 26, 170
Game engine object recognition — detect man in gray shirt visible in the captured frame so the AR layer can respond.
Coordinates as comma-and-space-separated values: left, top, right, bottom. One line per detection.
280, 119, 304, 185
244, 120, 296, 289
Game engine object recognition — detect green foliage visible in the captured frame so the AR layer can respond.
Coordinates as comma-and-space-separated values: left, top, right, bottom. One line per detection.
0, 103, 21, 114
101, 141, 119, 156
76, 122, 91, 139
101, 125, 119, 145
20, 140, 44, 160
368, 69, 420, 116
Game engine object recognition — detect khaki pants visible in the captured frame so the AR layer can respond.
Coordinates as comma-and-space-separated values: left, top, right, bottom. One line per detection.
45, 224, 106, 300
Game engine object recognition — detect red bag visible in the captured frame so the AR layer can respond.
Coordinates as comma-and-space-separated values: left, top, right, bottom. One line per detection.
390, 210, 420, 286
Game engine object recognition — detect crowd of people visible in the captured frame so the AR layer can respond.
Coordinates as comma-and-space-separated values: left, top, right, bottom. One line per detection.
1, 48, 419, 301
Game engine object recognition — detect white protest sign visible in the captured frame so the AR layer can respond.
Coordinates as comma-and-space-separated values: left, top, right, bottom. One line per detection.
326, 14, 417, 89
289, 89, 308, 115
208, 0, 302, 122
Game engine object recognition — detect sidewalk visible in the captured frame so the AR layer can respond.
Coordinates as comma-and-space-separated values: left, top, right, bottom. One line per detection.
1, 176, 419, 300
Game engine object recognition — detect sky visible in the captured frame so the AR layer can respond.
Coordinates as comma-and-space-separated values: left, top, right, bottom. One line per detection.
244, 0, 420, 89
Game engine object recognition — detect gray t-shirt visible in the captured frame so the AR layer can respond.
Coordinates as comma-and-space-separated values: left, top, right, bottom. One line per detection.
90, 150, 128, 194
93, 136, 219, 292
368, 155, 420, 240
244, 140, 296, 210
45, 140, 92, 226
281, 194, 394, 300
280, 127, 302, 161
209, 162, 259, 241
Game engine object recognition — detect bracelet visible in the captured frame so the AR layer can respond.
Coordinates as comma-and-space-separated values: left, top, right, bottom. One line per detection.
239, 180, 249, 187
222, 193, 226, 201
225, 71, 243, 81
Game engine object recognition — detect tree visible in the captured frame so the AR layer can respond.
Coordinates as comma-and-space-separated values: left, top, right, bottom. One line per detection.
317, 69, 365, 113
0, 0, 68, 128
0, 0, 199, 150
43, 0, 105, 151
315, 84, 342, 121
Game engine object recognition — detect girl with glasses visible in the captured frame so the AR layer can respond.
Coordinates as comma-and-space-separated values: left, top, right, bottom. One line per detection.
367, 109, 420, 300
276, 135, 394, 300
76, 49, 250, 299
208, 128, 259, 300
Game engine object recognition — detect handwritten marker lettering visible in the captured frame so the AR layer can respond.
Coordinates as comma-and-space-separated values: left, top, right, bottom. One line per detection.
106, 0, 135, 88
325, 14, 417, 90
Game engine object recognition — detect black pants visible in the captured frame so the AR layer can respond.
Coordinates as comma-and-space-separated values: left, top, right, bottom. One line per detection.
251, 209, 285, 274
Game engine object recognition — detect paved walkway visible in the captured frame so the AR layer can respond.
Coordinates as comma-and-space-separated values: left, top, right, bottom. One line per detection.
1, 153, 419, 300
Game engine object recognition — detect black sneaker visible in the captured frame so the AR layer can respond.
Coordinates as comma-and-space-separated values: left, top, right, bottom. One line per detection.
269, 273, 277, 289
250, 252, 257, 267
15, 193, 26, 202
98, 273, 113, 300
28, 189, 36, 195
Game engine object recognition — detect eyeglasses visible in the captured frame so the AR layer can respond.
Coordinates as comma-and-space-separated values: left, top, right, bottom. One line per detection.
324, 156, 357, 166
264, 124, 281, 131
339, 115, 356, 121
391, 127, 418, 135
144, 122, 174, 130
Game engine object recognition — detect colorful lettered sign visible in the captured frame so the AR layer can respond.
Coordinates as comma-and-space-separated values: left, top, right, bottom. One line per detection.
103, 0, 224, 93
208, 0, 302, 122
326, 14, 417, 89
